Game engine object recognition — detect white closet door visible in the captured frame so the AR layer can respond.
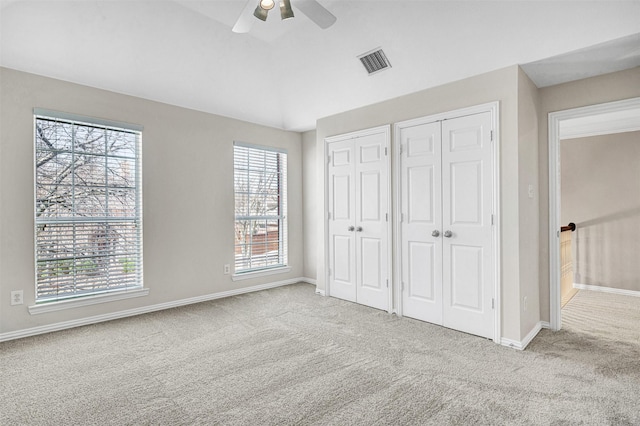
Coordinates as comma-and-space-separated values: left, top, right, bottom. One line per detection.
328, 139, 357, 303
327, 127, 390, 311
400, 122, 443, 323
441, 111, 494, 339
355, 131, 389, 311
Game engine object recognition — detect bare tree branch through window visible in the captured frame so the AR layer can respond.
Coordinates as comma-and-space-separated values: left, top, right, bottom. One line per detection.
34, 115, 142, 301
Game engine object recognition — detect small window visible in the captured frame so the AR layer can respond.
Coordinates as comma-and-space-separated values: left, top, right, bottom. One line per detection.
34, 110, 143, 302
233, 143, 287, 274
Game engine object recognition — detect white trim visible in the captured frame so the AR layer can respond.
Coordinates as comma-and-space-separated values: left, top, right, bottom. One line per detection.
1, 278, 304, 342
300, 277, 317, 285
393, 122, 403, 317
232, 140, 287, 154
548, 97, 640, 331
559, 105, 640, 140
28, 287, 149, 315
315, 289, 326, 296
33, 108, 144, 132
392, 102, 501, 343
573, 283, 640, 298
540, 321, 551, 329
231, 266, 291, 281
500, 321, 542, 351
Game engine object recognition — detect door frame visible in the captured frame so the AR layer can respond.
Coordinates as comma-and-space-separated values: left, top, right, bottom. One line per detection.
324, 124, 393, 312
548, 96, 640, 331
393, 102, 502, 343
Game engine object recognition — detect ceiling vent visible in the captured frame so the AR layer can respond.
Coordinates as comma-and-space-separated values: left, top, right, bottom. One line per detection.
358, 48, 392, 75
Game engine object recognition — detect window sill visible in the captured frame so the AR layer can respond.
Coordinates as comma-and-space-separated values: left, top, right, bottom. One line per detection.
231, 266, 291, 282
28, 287, 150, 315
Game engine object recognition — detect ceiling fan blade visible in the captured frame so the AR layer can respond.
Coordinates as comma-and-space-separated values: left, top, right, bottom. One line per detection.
232, 0, 256, 33
295, 0, 337, 29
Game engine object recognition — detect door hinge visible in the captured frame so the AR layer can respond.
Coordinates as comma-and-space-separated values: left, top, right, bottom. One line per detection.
384, 147, 388, 156
401, 281, 405, 291
386, 279, 389, 288
399, 144, 403, 155
385, 213, 388, 222
490, 130, 494, 141
491, 214, 494, 225
327, 155, 331, 164
492, 298, 495, 309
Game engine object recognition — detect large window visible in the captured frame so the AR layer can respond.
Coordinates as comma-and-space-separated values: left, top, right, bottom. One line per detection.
34, 110, 142, 302
233, 143, 287, 274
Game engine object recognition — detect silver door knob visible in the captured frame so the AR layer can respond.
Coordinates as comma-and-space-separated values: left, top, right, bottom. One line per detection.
348, 226, 355, 231
444, 230, 453, 238
356, 226, 363, 232
432, 230, 440, 237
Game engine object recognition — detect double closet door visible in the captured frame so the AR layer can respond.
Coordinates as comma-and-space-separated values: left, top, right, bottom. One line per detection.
327, 126, 390, 312
399, 112, 494, 339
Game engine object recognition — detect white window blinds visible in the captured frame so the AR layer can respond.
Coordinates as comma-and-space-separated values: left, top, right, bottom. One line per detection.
233, 143, 288, 273
34, 110, 143, 302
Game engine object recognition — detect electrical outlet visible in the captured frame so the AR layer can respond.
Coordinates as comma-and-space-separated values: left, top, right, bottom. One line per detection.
11, 290, 24, 306
223, 264, 230, 275
523, 296, 528, 312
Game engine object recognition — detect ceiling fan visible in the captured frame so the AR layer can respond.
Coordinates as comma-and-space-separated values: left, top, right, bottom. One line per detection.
232, 0, 337, 33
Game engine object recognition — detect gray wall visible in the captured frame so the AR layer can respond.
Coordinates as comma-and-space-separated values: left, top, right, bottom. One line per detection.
517, 68, 541, 338
538, 66, 640, 322
0, 67, 304, 336
561, 131, 640, 292
302, 130, 318, 281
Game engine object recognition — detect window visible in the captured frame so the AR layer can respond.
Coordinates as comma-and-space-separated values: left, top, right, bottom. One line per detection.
233, 143, 287, 274
34, 109, 142, 303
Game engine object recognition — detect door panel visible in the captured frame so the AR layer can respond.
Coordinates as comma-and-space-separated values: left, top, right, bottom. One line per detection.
449, 244, 483, 311
450, 160, 482, 225
328, 140, 356, 302
400, 122, 443, 323
332, 174, 351, 220
332, 235, 352, 283
360, 237, 381, 289
442, 112, 493, 339
355, 131, 389, 311
408, 241, 435, 301
360, 171, 381, 221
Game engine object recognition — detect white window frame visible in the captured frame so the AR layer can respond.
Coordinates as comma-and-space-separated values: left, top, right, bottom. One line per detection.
232, 142, 288, 278
32, 108, 144, 308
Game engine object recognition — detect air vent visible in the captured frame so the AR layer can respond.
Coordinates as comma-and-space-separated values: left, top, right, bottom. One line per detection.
358, 48, 391, 75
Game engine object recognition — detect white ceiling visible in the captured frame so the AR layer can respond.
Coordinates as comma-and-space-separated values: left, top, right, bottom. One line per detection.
1, 0, 640, 132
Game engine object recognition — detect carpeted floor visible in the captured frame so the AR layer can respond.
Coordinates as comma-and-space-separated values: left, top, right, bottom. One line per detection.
1, 284, 639, 425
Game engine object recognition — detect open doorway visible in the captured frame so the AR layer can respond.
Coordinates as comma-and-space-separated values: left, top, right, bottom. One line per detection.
549, 98, 640, 330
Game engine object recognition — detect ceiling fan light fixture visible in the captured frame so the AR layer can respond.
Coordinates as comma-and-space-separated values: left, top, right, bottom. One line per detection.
253, 4, 269, 21
280, 0, 294, 20
259, 0, 276, 10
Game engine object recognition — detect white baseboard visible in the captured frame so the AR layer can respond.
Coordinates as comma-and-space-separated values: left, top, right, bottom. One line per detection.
300, 277, 317, 285
315, 289, 326, 296
0, 277, 308, 343
573, 283, 640, 298
500, 321, 543, 351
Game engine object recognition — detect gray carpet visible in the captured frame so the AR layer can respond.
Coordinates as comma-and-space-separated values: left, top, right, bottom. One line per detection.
1, 284, 639, 425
